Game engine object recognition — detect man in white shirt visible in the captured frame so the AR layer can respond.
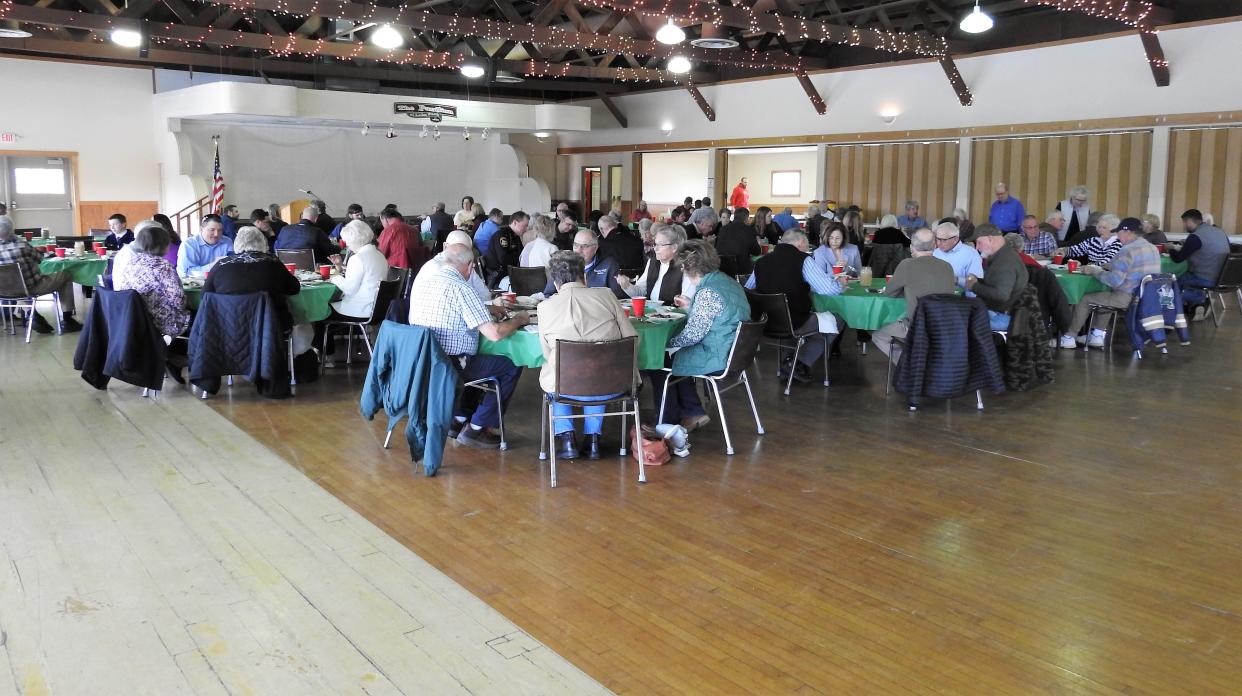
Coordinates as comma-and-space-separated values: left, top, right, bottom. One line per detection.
932, 221, 984, 288
411, 230, 490, 302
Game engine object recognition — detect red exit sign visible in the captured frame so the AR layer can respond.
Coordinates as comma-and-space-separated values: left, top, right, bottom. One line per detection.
0, 132, 18, 144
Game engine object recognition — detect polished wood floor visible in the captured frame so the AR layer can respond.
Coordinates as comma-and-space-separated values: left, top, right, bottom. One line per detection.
205, 320, 1242, 695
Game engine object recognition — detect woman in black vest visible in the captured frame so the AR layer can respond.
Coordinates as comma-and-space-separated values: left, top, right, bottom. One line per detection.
616, 223, 691, 304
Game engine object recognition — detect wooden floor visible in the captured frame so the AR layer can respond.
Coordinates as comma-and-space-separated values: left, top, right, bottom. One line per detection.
0, 331, 606, 695
196, 315, 1242, 695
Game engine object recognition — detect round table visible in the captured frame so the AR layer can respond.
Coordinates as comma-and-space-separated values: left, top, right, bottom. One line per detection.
1051, 256, 1188, 304
182, 282, 340, 324
480, 312, 687, 370
812, 279, 907, 331
39, 254, 108, 287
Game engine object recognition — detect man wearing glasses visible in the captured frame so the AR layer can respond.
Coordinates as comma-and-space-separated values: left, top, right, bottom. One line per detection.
931, 221, 983, 289
1055, 186, 1091, 242
542, 229, 625, 299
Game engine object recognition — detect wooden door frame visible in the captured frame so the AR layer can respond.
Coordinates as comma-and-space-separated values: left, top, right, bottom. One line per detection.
581, 165, 601, 219
0, 149, 82, 233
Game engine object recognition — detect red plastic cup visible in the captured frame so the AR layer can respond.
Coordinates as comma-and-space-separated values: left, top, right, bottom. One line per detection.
885, 275, 893, 283
23, 231, 33, 241
1053, 253, 1065, 264
623, 307, 632, 318
502, 291, 517, 305
1157, 244, 1167, 254
204, 271, 210, 279
833, 264, 844, 275
631, 297, 646, 317
54, 247, 66, 258
760, 244, 770, 254
1067, 259, 1079, 273
45, 244, 56, 253
284, 262, 297, 274
338, 238, 347, 249
318, 264, 331, 280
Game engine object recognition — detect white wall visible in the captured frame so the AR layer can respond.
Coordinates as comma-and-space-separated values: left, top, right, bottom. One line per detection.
725, 148, 819, 209
639, 151, 710, 211
0, 57, 160, 202
560, 20, 1242, 148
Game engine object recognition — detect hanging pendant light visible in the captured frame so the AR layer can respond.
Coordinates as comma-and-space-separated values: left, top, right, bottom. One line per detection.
656, 19, 686, 45
960, 1, 993, 34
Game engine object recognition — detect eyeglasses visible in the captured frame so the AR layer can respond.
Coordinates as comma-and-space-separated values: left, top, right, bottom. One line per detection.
935, 235, 958, 242
573, 242, 597, 249
654, 242, 676, 248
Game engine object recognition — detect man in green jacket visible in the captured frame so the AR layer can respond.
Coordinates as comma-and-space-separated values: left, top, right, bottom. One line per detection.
965, 224, 1028, 331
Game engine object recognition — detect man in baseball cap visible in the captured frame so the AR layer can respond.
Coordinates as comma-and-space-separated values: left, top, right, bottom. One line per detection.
1057, 216, 1160, 349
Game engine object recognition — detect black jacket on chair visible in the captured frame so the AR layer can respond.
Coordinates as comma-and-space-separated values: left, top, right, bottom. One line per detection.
73, 286, 167, 391
189, 291, 291, 398
1025, 263, 1073, 336
1003, 284, 1055, 392
896, 294, 1004, 400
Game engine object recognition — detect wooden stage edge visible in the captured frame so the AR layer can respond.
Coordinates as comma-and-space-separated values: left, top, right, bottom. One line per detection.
209, 320, 1242, 695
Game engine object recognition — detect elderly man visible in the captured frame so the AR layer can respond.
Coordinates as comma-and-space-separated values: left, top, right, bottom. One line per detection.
597, 215, 644, 271
538, 251, 638, 460
427, 202, 455, 244
1171, 208, 1229, 293
772, 207, 799, 232
177, 213, 234, 277
1055, 186, 1091, 241
377, 208, 419, 269
311, 200, 336, 236
932, 221, 984, 289
896, 200, 927, 233
542, 230, 624, 298
554, 201, 570, 221
474, 208, 504, 255
519, 214, 558, 268
714, 206, 761, 276
1058, 217, 1159, 348
483, 210, 527, 288
275, 206, 338, 263
745, 228, 843, 383
411, 230, 491, 303
1020, 214, 1057, 258
0, 215, 82, 333
988, 182, 1026, 233
688, 206, 720, 245
965, 224, 1028, 331
1045, 210, 1067, 238
1058, 213, 1122, 266
873, 229, 956, 361
409, 242, 528, 449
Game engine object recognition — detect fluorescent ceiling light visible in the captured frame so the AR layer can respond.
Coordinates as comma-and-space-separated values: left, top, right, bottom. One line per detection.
667, 55, 692, 74
370, 24, 404, 49
110, 28, 142, 48
960, 1, 993, 33
655, 19, 685, 45
534, 132, 550, 138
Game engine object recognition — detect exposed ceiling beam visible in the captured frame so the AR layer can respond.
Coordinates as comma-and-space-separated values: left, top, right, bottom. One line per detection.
686, 83, 715, 122
598, 92, 628, 128
794, 70, 826, 115
1138, 28, 1169, 87
939, 55, 973, 106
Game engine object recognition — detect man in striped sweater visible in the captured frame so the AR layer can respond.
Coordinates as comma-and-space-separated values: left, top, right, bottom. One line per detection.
1057, 213, 1122, 266
1058, 217, 1160, 349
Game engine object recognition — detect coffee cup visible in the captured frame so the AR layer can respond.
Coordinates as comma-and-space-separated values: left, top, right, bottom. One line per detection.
54, 247, 66, 258
1067, 259, 1079, 272
284, 263, 297, 274
318, 264, 331, 280
631, 298, 646, 317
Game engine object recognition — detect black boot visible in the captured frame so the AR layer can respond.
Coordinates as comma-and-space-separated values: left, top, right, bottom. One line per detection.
60, 313, 83, 333
30, 312, 54, 334
583, 434, 601, 460
556, 431, 579, 460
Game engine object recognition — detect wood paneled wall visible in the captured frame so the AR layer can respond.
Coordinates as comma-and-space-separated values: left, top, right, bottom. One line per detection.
1167, 127, 1242, 233
824, 141, 958, 223
969, 132, 1151, 225
78, 201, 159, 231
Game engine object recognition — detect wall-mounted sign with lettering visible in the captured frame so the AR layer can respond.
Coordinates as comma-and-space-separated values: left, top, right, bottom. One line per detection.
0, 132, 19, 144
394, 102, 458, 122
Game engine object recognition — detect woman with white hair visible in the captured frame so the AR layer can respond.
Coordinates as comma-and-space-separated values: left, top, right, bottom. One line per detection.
1055, 185, 1090, 241
328, 219, 388, 319
519, 214, 558, 267
114, 221, 190, 338
204, 225, 300, 330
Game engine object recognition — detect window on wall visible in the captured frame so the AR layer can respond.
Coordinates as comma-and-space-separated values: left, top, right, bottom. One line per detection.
771, 170, 801, 197
14, 167, 66, 195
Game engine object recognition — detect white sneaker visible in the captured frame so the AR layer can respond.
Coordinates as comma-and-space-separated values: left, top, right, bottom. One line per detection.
1087, 330, 1107, 348
1058, 335, 1077, 349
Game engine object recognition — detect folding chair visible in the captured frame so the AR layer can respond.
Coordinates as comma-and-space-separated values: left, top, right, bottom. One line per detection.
746, 289, 829, 395
0, 263, 63, 342
321, 278, 402, 370
1205, 255, 1242, 326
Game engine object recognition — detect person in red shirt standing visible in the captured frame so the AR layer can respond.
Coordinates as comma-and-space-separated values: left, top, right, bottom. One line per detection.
377, 208, 419, 268
729, 177, 750, 210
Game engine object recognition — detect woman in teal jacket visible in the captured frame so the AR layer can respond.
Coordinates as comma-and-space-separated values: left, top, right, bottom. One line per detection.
648, 239, 749, 431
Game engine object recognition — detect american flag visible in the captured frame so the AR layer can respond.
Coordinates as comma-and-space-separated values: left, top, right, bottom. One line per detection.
210, 139, 225, 214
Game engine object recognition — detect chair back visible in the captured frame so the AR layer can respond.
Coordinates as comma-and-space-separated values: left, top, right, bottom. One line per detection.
1216, 254, 1242, 288
745, 289, 796, 338
15, 228, 41, 237
0, 263, 31, 298
276, 248, 316, 271
721, 318, 766, 381
368, 278, 402, 325
553, 336, 639, 398
56, 235, 93, 248
718, 254, 740, 278
509, 266, 548, 296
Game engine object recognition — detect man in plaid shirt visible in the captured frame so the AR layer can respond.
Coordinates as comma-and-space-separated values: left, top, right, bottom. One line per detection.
1059, 217, 1159, 349
0, 216, 81, 333
409, 242, 530, 449
1019, 215, 1057, 258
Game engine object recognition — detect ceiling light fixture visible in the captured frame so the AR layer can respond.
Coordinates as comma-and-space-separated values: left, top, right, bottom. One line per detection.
481, 128, 490, 141
360, 122, 370, 136
656, 18, 686, 46
370, 24, 404, 49
419, 125, 429, 139
667, 55, 692, 74
0, 28, 34, 39
385, 124, 397, 139
110, 28, 143, 48
660, 122, 673, 137
879, 107, 901, 124
960, 1, 994, 34
534, 131, 550, 142
463, 127, 471, 141
460, 56, 487, 79
432, 125, 441, 141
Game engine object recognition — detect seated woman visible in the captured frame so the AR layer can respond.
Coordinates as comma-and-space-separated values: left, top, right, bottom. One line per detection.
113, 221, 190, 338
319, 219, 389, 365
813, 223, 863, 277
204, 225, 300, 331
645, 240, 749, 432
752, 206, 783, 246
152, 213, 181, 266
870, 214, 909, 246
617, 223, 693, 305
539, 251, 638, 460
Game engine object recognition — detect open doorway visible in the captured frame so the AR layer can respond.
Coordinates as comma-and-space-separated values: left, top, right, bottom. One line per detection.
581, 166, 602, 219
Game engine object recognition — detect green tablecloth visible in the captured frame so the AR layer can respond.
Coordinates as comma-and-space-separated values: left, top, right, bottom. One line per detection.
39, 254, 108, 287
1052, 256, 1187, 304
1161, 256, 1188, 275
480, 313, 686, 370
183, 282, 340, 324
812, 279, 907, 331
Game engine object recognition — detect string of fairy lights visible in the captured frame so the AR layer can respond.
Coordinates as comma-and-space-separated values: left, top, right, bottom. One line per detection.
1023, 0, 1165, 69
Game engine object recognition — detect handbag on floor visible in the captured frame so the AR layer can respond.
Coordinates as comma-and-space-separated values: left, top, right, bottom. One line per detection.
630, 426, 671, 466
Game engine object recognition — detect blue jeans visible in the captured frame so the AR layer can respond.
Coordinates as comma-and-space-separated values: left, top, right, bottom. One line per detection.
644, 369, 706, 423
457, 354, 522, 429
549, 393, 621, 435
988, 310, 1011, 331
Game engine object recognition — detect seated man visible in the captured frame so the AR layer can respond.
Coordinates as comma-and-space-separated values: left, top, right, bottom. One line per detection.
744, 229, 843, 383
539, 251, 638, 460
219, 205, 241, 240
0, 215, 82, 333
376, 208, 419, 269
474, 208, 503, 255
1170, 208, 1229, 307
411, 230, 491, 303
543, 230, 625, 298
1058, 217, 1160, 348
714, 207, 761, 276
482, 211, 527, 289
596, 215, 645, 272
965, 224, 1028, 331
274, 206, 339, 264
104, 213, 134, 250
177, 214, 233, 278
1019, 215, 1057, 258
932, 221, 983, 289
896, 200, 927, 233
553, 216, 577, 251
873, 229, 956, 361
408, 242, 528, 449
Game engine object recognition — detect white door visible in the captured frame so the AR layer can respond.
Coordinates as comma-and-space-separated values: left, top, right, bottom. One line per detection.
2, 155, 74, 234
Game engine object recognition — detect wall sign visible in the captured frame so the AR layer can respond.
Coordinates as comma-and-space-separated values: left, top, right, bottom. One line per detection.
0, 132, 19, 144
394, 103, 457, 122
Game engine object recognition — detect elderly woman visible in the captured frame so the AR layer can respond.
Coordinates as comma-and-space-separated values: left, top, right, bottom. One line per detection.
1058, 213, 1122, 266
813, 223, 863, 277
1141, 213, 1168, 245
870, 214, 909, 246
631, 200, 653, 224
539, 251, 638, 460
646, 240, 749, 431
205, 225, 300, 331
519, 213, 558, 267
113, 221, 190, 338
638, 218, 655, 256
1056, 185, 1091, 241
454, 196, 476, 229
311, 220, 388, 365
618, 223, 693, 305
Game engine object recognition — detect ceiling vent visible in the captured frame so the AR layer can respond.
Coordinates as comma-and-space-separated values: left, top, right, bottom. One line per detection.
690, 37, 739, 49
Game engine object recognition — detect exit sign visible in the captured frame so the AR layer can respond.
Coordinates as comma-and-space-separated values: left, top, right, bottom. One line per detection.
0, 132, 18, 143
